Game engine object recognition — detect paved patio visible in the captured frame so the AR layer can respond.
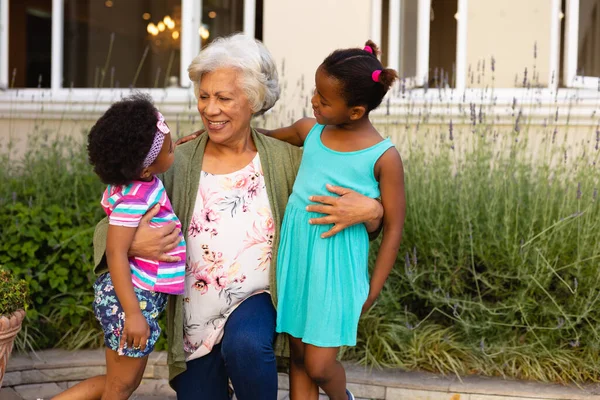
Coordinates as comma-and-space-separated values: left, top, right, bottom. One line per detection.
3, 349, 600, 399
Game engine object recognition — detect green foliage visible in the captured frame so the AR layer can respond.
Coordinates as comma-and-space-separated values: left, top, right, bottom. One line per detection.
0, 267, 29, 316
0, 133, 105, 350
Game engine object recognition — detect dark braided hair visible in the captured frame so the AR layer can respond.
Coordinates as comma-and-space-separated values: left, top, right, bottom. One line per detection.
88, 93, 159, 186
320, 40, 398, 113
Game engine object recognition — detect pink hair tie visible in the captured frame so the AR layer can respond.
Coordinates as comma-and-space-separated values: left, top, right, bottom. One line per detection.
372, 70, 382, 83
363, 46, 373, 54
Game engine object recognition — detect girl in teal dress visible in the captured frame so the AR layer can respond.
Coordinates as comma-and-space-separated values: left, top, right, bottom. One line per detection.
262, 41, 406, 400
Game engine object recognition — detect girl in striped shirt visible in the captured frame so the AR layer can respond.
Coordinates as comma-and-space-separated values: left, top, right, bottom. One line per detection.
54, 93, 185, 400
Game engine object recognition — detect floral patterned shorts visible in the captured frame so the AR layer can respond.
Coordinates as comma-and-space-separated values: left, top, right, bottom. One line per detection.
93, 272, 168, 358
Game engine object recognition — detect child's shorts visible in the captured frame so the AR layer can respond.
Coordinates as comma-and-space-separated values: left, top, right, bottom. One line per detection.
93, 272, 168, 358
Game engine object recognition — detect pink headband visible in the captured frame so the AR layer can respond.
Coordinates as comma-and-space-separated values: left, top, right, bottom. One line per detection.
363, 46, 373, 54
372, 70, 382, 83
142, 111, 170, 168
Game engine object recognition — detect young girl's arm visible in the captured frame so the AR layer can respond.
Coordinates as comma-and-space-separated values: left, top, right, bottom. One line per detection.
255, 117, 316, 147
362, 148, 406, 313
106, 225, 151, 352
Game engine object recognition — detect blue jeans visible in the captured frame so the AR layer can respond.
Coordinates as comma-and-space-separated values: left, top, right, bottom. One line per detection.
171, 293, 278, 400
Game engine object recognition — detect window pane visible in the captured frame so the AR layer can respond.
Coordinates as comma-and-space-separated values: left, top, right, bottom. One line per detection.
63, 0, 181, 88
400, 0, 418, 79
577, 0, 600, 77
429, 0, 457, 87
9, 0, 52, 88
380, 0, 418, 80
201, 0, 244, 47
200, 0, 244, 47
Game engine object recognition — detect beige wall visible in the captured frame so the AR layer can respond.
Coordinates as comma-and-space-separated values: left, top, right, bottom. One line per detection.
262, 0, 372, 121
466, 0, 553, 88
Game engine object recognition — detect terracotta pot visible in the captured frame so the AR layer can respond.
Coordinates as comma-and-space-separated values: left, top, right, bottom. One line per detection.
0, 309, 25, 388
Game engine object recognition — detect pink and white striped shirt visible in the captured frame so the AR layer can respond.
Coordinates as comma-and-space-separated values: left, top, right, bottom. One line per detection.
101, 176, 186, 295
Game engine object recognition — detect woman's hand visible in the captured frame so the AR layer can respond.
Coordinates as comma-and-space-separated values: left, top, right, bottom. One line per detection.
307, 184, 384, 238
129, 205, 182, 262
175, 130, 204, 146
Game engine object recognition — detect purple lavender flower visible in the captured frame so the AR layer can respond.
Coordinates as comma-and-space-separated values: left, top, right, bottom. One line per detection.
449, 120, 454, 141
491, 56, 496, 72
577, 182, 582, 200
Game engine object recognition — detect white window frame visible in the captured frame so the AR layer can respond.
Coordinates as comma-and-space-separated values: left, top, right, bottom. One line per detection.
564, 0, 600, 89
373, 0, 468, 90
0, 0, 257, 93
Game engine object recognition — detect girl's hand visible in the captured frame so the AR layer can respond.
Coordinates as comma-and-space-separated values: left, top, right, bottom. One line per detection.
361, 296, 377, 315
307, 184, 383, 238
120, 311, 150, 352
175, 130, 204, 146
129, 205, 181, 262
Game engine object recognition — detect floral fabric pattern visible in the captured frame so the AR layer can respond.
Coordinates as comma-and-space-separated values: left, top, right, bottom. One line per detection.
184, 153, 274, 361
93, 272, 168, 358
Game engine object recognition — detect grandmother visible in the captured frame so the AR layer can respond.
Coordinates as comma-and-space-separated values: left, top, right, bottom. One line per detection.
94, 33, 382, 400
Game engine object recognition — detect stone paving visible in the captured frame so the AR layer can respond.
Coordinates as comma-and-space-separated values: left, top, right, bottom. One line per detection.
3, 349, 600, 400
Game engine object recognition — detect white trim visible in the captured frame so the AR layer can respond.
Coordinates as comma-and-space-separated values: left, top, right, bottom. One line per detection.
51, 0, 64, 90
1, 87, 598, 126
549, 0, 561, 90
0, 87, 197, 119
416, 0, 431, 86
388, 0, 401, 72
455, 0, 468, 90
564, 0, 579, 86
0, 0, 8, 89
370, 0, 382, 46
243, 0, 256, 38
180, 0, 201, 88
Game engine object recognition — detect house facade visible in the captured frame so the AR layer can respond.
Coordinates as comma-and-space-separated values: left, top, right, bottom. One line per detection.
0, 0, 598, 152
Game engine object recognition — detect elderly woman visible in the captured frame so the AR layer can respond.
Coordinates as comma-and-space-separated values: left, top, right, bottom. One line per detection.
92, 34, 382, 400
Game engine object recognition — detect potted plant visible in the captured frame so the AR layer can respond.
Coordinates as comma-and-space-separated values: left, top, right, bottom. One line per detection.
0, 266, 28, 387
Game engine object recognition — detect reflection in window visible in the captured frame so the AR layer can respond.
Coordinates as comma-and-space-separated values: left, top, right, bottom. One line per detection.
63, 0, 181, 88
200, 0, 244, 48
8, 0, 52, 88
578, 0, 600, 77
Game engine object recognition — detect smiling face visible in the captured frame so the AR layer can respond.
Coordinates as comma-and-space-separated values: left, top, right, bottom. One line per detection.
311, 66, 354, 126
197, 67, 254, 146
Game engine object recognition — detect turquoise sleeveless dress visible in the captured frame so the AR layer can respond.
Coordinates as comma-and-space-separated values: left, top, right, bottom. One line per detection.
275, 123, 394, 347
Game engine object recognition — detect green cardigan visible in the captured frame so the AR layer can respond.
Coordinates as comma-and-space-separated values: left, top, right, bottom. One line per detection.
93, 129, 302, 382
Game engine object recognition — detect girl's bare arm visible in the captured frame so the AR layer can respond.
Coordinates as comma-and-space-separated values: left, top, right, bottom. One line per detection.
255, 117, 316, 147
362, 148, 406, 313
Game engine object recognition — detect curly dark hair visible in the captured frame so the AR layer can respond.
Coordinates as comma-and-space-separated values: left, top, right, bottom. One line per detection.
88, 93, 159, 185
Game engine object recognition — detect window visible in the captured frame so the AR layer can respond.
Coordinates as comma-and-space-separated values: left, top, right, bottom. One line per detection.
378, 0, 467, 89
2, 0, 262, 90
564, 0, 600, 89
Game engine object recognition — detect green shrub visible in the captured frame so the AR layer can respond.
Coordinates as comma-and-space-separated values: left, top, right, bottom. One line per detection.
0, 133, 105, 350
0, 267, 29, 316
343, 92, 600, 383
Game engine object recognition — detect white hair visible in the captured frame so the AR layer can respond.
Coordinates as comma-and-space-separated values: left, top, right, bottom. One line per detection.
188, 33, 280, 116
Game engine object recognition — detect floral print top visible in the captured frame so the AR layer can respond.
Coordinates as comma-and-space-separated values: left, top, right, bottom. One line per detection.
183, 153, 274, 361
